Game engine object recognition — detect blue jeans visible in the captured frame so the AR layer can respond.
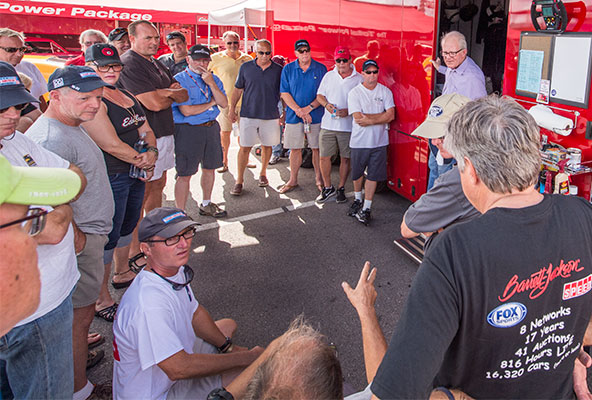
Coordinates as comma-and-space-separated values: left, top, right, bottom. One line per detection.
427, 149, 454, 191
272, 125, 285, 157
105, 173, 145, 252
0, 292, 73, 399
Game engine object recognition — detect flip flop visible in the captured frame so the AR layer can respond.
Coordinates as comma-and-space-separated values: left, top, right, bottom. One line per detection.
87, 349, 104, 370
88, 332, 105, 349
95, 303, 118, 322
279, 184, 299, 194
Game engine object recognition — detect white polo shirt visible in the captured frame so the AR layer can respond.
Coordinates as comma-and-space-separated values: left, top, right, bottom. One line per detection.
317, 65, 363, 132
347, 82, 395, 149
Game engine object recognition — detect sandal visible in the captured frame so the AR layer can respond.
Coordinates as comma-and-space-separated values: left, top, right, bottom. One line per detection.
88, 332, 105, 349
95, 303, 118, 322
128, 253, 147, 273
87, 349, 104, 370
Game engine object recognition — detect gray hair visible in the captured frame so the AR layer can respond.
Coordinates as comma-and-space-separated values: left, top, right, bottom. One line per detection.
255, 39, 272, 50
444, 95, 541, 194
222, 31, 240, 41
79, 29, 107, 45
0, 28, 25, 42
442, 31, 467, 50
244, 317, 343, 400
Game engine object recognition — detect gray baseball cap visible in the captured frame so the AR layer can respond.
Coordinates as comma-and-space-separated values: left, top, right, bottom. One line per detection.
138, 207, 199, 242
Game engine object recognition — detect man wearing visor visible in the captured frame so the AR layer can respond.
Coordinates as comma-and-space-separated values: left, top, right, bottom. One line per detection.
113, 207, 263, 399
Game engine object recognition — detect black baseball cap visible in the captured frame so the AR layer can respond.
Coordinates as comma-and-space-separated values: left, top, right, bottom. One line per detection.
85, 44, 122, 66
294, 39, 310, 51
138, 207, 199, 242
0, 61, 38, 109
47, 65, 114, 92
108, 27, 128, 42
188, 44, 211, 60
362, 59, 379, 71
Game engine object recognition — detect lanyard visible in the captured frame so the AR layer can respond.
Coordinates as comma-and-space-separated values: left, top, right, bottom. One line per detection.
185, 68, 210, 102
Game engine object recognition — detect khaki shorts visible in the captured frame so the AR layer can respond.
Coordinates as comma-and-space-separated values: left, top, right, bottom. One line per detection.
216, 106, 233, 132
320, 128, 352, 158
283, 123, 320, 150
151, 135, 175, 181
72, 233, 108, 308
239, 117, 280, 147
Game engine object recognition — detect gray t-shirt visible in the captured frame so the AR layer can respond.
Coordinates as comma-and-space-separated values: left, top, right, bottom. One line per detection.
404, 166, 480, 248
27, 116, 114, 234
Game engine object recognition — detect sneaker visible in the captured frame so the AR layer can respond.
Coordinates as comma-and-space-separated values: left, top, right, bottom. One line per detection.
199, 202, 227, 218
335, 187, 347, 203
347, 199, 363, 217
316, 186, 336, 203
269, 155, 281, 165
356, 208, 372, 225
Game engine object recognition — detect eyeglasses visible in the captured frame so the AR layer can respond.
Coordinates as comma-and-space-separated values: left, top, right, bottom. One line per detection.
166, 33, 185, 41
151, 265, 194, 301
0, 46, 27, 53
94, 63, 124, 72
364, 69, 379, 74
144, 227, 197, 246
0, 103, 28, 114
0, 207, 48, 236
297, 48, 310, 54
257, 51, 271, 55
441, 49, 464, 57
335, 58, 348, 64
226, 41, 239, 45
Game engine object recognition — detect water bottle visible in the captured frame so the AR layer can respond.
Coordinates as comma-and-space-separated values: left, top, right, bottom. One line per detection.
303, 121, 311, 134
232, 122, 240, 137
129, 132, 147, 179
331, 104, 340, 120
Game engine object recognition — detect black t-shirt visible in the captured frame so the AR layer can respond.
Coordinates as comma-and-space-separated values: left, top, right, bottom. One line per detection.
372, 194, 592, 399
235, 59, 282, 120
102, 90, 147, 174
118, 50, 175, 138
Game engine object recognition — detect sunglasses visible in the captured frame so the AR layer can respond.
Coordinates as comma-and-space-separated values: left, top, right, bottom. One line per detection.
112, 28, 126, 34
151, 265, 194, 301
0, 46, 27, 53
166, 33, 185, 41
441, 49, 463, 57
0, 207, 48, 236
364, 69, 379, 74
95, 63, 124, 72
226, 41, 239, 45
257, 51, 271, 55
144, 227, 197, 246
335, 58, 348, 64
297, 48, 310, 54
0, 103, 28, 114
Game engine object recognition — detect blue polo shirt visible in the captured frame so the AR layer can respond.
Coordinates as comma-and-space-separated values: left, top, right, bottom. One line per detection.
280, 59, 327, 124
235, 59, 282, 120
172, 68, 225, 125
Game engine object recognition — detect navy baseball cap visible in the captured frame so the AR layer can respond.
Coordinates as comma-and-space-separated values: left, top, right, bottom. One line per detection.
188, 44, 211, 60
138, 207, 200, 242
0, 61, 39, 109
47, 65, 114, 92
85, 43, 122, 66
108, 27, 128, 42
294, 39, 310, 50
362, 59, 379, 71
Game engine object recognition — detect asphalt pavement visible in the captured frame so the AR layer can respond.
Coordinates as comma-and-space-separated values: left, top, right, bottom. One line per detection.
88, 140, 417, 393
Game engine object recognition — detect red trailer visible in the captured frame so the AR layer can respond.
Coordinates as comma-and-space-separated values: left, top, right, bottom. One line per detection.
265, 0, 592, 202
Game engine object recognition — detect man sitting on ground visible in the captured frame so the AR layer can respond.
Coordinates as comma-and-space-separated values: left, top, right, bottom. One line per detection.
113, 207, 263, 399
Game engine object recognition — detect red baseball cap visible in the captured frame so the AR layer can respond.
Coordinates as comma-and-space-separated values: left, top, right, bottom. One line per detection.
334, 46, 351, 60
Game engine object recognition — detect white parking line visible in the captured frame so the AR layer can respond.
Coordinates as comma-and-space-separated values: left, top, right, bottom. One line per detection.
196, 192, 353, 232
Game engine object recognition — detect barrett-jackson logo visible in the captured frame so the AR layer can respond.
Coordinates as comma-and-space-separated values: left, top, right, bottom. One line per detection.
498, 259, 583, 302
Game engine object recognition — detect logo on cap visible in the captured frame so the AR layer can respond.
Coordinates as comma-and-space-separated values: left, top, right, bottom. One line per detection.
0, 76, 19, 86
428, 105, 443, 118
162, 211, 186, 224
52, 78, 64, 88
102, 48, 114, 56
80, 71, 99, 79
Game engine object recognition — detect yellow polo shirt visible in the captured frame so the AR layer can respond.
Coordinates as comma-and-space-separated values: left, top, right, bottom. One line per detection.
209, 51, 253, 108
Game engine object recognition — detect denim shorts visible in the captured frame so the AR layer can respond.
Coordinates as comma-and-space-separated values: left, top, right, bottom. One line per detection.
0, 291, 73, 399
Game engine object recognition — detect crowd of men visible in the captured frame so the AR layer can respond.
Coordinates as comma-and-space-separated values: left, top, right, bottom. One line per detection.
1, 22, 591, 400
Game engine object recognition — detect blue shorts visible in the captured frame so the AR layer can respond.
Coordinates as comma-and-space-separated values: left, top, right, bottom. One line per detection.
351, 146, 387, 182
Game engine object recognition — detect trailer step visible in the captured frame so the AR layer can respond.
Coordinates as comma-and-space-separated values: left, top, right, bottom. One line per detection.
393, 236, 425, 265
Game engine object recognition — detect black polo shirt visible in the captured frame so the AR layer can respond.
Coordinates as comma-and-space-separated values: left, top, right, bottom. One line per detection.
235, 59, 282, 120
157, 53, 188, 76
118, 50, 175, 138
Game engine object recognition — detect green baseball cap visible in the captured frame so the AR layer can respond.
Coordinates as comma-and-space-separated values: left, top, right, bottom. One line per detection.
0, 155, 81, 206
412, 94, 471, 139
